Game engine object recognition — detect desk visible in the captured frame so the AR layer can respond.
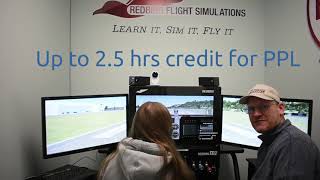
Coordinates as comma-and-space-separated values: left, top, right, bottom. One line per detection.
220, 144, 244, 180
99, 144, 244, 180
25, 165, 97, 180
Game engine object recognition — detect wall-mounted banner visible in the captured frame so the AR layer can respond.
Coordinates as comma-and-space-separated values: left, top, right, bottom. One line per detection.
36, 0, 304, 71
36, 49, 300, 70
92, 0, 246, 37
93, 0, 246, 18
307, 0, 320, 48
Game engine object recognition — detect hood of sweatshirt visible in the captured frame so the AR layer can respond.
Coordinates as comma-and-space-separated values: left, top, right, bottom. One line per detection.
116, 138, 172, 180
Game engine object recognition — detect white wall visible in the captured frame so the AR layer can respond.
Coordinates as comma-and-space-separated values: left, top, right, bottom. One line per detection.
264, 0, 320, 148
70, 0, 265, 96
231, 1, 320, 180
233, 1, 320, 179
70, 1, 264, 180
0, 0, 70, 179
1, 0, 318, 180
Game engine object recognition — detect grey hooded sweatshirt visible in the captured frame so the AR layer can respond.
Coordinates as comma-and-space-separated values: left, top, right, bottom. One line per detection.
102, 138, 172, 180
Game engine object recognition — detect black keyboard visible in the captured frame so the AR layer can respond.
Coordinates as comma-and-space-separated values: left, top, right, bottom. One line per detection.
40, 165, 97, 180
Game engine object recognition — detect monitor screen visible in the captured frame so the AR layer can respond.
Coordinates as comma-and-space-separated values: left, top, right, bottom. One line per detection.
221, 95, 312, 149
136, 95, 214, 140
42, 94, 128, 158
136, 95, 214, 116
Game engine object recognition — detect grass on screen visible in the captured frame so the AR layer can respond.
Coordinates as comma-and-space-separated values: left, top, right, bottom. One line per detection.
224, 111, 308, 133
46, 110, 125, 145
223, 111, 252, 128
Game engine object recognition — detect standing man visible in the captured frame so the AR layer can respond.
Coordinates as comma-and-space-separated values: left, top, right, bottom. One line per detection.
239, 84, 320, 180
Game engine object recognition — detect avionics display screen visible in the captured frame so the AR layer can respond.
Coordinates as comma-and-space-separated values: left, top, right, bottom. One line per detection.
222, 95, 312, 149
42, 94, 127, 158
136, 95, 213, 140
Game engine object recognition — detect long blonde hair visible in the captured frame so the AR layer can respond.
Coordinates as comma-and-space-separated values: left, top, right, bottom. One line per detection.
98, 102, 195, 180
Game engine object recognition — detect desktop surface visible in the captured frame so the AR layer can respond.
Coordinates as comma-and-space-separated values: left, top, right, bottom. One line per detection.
26, 165, 97, 180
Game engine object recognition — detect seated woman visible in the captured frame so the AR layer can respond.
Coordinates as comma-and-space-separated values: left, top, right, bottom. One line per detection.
98, 102, 195, 180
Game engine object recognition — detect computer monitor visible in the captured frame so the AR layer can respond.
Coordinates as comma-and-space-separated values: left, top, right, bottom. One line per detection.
42, 94, 128, 158
221, 95, 313, 149
128, 86, 222, 146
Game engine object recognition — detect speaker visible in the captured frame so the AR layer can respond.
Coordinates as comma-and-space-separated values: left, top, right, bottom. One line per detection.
199, 77, 219, 88
129, 76, 150, 86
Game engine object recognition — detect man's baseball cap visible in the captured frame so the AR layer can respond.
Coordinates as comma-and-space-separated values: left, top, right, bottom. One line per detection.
239, 84, 281, 104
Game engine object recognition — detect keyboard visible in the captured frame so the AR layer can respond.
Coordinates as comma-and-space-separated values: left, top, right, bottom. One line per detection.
40, 165, 97, 180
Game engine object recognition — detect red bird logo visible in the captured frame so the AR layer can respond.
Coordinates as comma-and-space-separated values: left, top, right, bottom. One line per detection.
307, 0, 320, 48
93, 0, 183, 18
